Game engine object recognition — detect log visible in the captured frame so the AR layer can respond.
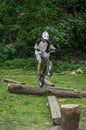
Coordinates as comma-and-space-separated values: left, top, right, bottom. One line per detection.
0, 78, 25, 84
47, 86, 75, 91
8, 84, 86, 98
47, 96, 61, 125
60, 104, 80, 130
44, 79, 55, 86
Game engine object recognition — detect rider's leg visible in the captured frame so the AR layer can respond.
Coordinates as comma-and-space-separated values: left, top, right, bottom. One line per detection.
42, 52, 49, 74
35, 51, 42, 75
37, 60, 42, 74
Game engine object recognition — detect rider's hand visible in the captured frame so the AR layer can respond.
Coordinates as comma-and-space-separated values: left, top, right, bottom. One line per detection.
35, 46, 40, 51
34, 46, 38, 50
34, 44, 39, 50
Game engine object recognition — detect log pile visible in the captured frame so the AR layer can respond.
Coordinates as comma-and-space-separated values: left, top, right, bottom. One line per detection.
7, 81, 85, 130
1, 76, 85, 129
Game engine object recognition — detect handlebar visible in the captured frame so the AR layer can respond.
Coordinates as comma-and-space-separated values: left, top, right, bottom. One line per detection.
35, 48, 56, 56
47, 50, 56, 54
46, 50, 56, 59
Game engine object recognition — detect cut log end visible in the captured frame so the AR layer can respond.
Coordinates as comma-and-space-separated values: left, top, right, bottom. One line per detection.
61, 104, 79, 109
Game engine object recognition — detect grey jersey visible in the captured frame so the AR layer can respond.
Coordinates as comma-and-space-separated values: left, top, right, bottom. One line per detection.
36, 38, 51, 52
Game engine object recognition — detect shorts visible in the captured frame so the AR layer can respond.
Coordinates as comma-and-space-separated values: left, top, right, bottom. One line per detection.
35, 50, 48, 61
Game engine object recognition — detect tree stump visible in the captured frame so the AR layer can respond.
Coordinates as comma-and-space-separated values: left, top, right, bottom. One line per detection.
60, 104, 80, 130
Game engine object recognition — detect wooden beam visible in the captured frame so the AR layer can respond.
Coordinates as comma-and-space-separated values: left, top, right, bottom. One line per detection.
44, 79, 55, 86
47, 96, 61, 125
0, 78, 25, 84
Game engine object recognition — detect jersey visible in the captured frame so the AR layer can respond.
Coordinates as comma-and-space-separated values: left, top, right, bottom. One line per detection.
36, 38, 51, 52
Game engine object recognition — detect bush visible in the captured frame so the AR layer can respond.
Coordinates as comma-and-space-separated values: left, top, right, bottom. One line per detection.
53, 60, 86, 72
1, 58, 86, 75
2, 58, 37, 69
0, 44, 16, 60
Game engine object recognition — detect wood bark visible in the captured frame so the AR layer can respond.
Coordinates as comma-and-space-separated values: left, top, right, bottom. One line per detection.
49, 127, 85, 130
8, 84, 86, 98
60, 104, 80, 130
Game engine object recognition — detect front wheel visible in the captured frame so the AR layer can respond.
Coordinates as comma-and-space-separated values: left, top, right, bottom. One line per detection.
38, 73, 44, 88
46, 61, 53, 77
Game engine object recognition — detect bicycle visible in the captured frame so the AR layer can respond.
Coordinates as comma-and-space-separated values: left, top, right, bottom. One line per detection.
38, 50, 55, 88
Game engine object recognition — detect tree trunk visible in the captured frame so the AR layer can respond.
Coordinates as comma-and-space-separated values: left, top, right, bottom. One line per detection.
61, 104, 80, 130
8, 84, 86, 98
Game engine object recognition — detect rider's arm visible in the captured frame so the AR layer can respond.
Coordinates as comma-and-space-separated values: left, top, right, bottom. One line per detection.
34, 44, 38, 50
34, 38, 41, 50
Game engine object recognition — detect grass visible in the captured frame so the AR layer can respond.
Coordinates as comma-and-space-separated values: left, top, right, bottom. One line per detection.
0, 68, 86, 130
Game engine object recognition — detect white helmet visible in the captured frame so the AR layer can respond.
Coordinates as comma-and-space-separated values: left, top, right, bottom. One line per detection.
42, 31, 49, 40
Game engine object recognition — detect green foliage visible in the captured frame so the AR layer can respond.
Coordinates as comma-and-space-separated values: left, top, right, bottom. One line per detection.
53, 60, 86, 73
1, 58, 86, 75
0, 0, 86, 59
0, 44, 16, 61
1, 58, 37, 69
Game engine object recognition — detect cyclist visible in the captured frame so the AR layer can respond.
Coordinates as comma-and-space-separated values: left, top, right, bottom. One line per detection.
34, 31, 56, 75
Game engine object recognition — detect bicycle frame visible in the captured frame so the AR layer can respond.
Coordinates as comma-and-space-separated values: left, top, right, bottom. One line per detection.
38, 50, 55, 87
43, 50, 55, 73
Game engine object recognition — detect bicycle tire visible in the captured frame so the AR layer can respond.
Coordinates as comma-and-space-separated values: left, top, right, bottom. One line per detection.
47, 61, 53, 77
38, 74, 44, 88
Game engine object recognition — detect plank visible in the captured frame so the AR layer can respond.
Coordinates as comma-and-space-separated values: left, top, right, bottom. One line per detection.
47, 96, 61, 125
